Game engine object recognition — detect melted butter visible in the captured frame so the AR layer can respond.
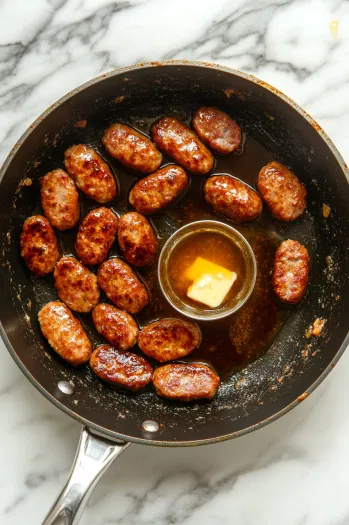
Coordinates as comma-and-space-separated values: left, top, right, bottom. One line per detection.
168, 232, 245, 310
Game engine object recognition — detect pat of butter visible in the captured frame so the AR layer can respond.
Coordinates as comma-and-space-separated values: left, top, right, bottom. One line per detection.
187, 271, 237, 308
185, 257, 233, 281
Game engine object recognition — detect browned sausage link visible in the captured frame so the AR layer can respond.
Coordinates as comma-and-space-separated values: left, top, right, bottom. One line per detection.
102, 123, 162, 174
92, 303, 138, 350
20, 215, 59, 276
75, 207, 118, 266
64, 144, 117, 203
192, 107, 242, 154
138, 318, 201, 362
97, 258, 149, 314
118, 212, 158, 267
54, 256, 100, 313
153, 363, 220, 401
38, 301, 92, 366
129, 165, 188, 215
257, 161, 307, 221
151, 117, 214, 175
90, 345, 153, 390
40, 169, 80, 230
272, 240, 310, 304
204, 175, 262, 222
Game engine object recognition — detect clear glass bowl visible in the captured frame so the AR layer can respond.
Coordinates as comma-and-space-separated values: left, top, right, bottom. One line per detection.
158, 220, 257, 321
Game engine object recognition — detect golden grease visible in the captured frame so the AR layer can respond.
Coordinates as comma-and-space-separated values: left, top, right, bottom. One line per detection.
168, 231, 245, 309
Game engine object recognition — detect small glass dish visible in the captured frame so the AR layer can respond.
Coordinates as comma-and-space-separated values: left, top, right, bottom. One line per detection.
158, 220, 257, 321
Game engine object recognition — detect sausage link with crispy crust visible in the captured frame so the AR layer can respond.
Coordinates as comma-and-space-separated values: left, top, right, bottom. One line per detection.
40, 169, 79, 230
97, 258, 149, 314
90, 345, 153, 390
54, 256, 100, 313
192, 107, 242, 154
138, 318, 201, 362
151, 117, 214, 175
38, 301, 92, 366
272, 239, 310, 304
20, 215, 59, 276
153, 363, 220, 401
129, 165, 188, 215
64, 144, 117, 203
92, 303, 138, 350
102, 123, 162, 174
118, 212, 158, 267
75, 207, 118, 266
257, 161, 306, 221
204, 175, 262, 222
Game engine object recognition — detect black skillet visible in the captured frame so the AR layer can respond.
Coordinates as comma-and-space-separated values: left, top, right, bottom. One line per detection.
1, 61, 348, 525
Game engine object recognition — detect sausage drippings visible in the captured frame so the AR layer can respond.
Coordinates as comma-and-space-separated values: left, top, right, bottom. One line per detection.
168, 231, 245, 310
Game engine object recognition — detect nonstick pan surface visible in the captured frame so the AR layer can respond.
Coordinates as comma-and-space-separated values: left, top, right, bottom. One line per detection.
1, 61, 349, 446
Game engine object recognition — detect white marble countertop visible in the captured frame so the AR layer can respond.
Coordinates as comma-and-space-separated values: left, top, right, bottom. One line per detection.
1, 1, 349, 524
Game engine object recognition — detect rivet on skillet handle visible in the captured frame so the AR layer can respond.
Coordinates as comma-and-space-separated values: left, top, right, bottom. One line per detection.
42, 427, 130, 525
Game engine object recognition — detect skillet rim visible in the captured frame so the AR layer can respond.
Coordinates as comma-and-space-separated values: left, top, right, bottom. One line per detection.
1, 59, 348, 447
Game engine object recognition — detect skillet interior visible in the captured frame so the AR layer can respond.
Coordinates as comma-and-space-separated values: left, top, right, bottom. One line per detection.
0, 62, 348, 445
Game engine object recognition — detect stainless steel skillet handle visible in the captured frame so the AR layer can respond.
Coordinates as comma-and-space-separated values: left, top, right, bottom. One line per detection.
42, 426, 130, 525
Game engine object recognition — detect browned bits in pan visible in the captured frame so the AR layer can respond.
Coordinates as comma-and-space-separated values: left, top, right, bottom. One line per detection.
129, 165, 188, 215
257, 161, 306, 221
102, 123, 162, 174
97, 258, 149, 314
75, 207, 118, 266
151, 116, 214, 175
92, 303, 138, 350
40, 169, 80, 230
118, 212, 158, 267
20, 215, 59, 276
272, 240, 310, 304
64, 144, 117, 203
138, 318, 201, 362
203, 175, 262, 222
192, 106, 242, 154
38, 301, 92, 366
90, 344, 153, 390
322, 203, 331, 219
311, 317, 326, 337
54, 256, 100, 313
74, 120, 87, 128
153, 363, 220, 401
